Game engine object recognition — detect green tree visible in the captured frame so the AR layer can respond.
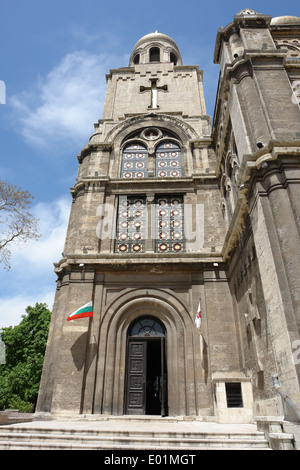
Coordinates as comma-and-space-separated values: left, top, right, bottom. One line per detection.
0, 180, 40, 269
0, 303, 51, 412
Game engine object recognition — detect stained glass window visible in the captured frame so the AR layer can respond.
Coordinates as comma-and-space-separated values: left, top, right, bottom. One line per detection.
129, 317, 165, 337
121, 143, 147, 179
156, 141, 182, 178
115, 196, 147, 254
155, 195, 185, 253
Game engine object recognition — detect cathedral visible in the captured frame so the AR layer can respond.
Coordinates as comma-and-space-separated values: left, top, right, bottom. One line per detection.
36, 9, 300, 425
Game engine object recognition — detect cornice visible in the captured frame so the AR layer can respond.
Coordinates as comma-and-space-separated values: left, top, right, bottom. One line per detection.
105, 67, 135, 81
54, 253, 226, 277
77, 142, 113, 162
70, 174, 219, 199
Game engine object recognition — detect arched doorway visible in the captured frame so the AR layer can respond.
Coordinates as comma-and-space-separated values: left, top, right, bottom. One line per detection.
125, 316, 168, 416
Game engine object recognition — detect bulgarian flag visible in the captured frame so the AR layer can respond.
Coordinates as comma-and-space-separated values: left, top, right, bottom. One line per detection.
195, 299, 202, 329
67, 301, 93, 322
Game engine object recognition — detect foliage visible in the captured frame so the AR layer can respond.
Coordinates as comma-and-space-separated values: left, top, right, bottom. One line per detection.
0, 303, 51, 412
0, 180, 40, 269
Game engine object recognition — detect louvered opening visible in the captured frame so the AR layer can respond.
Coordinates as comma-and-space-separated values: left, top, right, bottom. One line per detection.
225, 382, 243, 408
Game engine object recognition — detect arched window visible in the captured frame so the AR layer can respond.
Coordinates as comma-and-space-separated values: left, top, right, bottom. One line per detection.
121, 143, 147, 178
170, 53, 177, 65
149, 47, 160, 62
156, 141, 182, 177
133, 54, 140, 64
128, 316, 165, 337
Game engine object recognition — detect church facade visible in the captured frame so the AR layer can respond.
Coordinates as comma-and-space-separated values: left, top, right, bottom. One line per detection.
36, 9, 300, 424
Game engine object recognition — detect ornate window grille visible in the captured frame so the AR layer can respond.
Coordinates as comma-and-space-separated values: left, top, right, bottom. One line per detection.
155, 195, 185, 253
156, 141, 182, 178
115, 196, 147, 254
121, 143, 147, 179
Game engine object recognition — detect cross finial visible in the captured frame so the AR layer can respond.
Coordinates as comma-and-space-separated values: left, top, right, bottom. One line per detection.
140, 78, 168, 109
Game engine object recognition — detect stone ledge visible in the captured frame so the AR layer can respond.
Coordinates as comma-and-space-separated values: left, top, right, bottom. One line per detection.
0, 410, 33, 426
269, 432, 295, 450
255, 417, 299, 450
282, 421, 300, 450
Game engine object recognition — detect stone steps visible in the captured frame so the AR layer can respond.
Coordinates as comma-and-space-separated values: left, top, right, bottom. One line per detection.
0, 418, 271, 450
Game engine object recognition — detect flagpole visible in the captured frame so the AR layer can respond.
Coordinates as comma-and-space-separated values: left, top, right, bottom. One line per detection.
80, 284, 97, 413
90, 281, 97, 344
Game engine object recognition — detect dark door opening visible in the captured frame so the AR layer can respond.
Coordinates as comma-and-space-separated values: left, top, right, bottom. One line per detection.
146, 340, 163, 415
125, 317, 167, 416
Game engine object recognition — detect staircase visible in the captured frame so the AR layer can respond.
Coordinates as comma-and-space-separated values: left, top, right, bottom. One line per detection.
0, 416, 271, 450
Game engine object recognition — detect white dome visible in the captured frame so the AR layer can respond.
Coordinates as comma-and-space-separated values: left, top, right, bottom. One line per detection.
271, 16, 300, 25
129, 31, 182, 66
133, 31, 180, 50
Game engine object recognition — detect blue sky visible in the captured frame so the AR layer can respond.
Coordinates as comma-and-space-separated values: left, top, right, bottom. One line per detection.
0, 0, 299, 329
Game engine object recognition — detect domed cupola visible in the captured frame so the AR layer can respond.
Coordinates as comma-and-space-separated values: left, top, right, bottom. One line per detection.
129, 31, 183, 66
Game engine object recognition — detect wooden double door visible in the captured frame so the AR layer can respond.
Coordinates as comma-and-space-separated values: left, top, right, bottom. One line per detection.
125, 337, 167, 416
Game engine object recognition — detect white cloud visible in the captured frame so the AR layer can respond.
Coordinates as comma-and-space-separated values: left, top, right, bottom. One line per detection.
10, 50, 120, 150
0, 290, 55, 330
0, 196, 70, 329
10, 196, 70, 268
23, 197, 69, 265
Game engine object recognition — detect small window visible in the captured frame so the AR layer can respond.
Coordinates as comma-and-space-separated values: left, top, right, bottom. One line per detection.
134, 54, 140, 64
225, 382, 243, 408
170, 53, 177, 65
150, 47, 160, 62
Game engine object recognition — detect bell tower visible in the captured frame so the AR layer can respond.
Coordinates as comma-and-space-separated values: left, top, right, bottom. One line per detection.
37, 30, 234, 418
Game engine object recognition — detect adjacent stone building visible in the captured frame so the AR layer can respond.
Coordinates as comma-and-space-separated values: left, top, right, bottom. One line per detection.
36, 9, 300, 424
